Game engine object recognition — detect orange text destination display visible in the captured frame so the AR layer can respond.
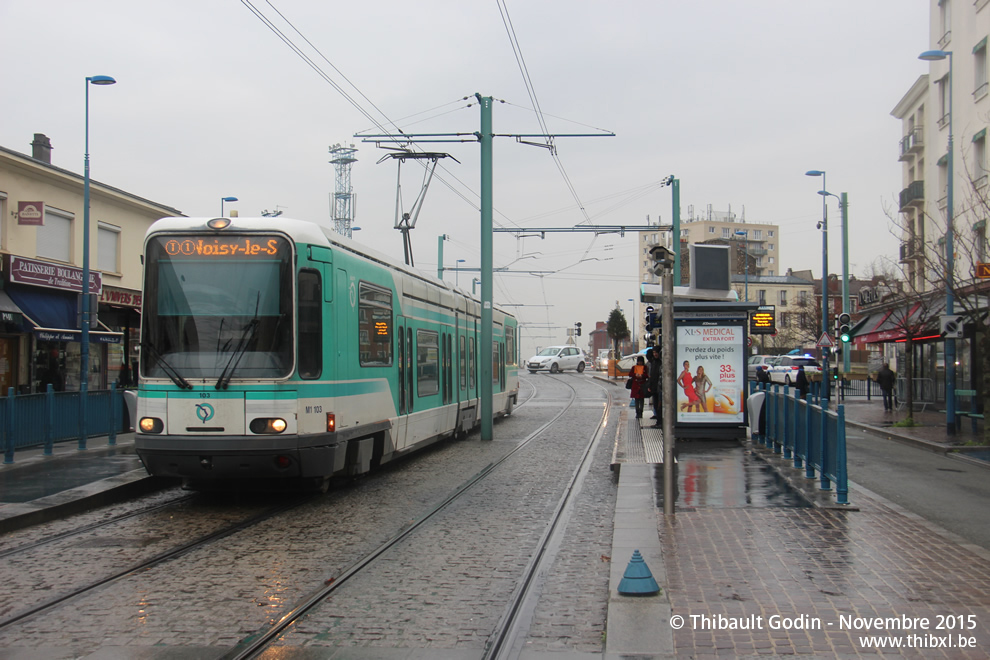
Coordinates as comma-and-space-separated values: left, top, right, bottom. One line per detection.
162, 235, 287, 258
750, 306, 776, 335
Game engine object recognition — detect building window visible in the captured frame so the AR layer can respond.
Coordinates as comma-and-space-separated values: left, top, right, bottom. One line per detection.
974, 129, 988, 188
97, 222, 120, 273
708, 227, 715, 234
975, 38, 988, 99
758, 290, 767, 305
768, 230, 775, 238
779, 290, 787, 306
976, 220, 988, 264
939, 0, 951, 48
722, 227, 731, 238
753, 230, 762, 240
938, 74, 951, 128
38, 208, 72, 262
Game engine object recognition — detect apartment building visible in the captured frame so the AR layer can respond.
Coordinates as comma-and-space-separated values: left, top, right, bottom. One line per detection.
0, 134, 183, 394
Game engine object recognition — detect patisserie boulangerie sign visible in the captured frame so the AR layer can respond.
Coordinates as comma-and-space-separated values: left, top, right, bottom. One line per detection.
9, 256, 101, 294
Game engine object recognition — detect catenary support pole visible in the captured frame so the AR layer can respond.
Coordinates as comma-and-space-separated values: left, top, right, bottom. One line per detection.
477, 94, 494, 441
662, 268, 675, 516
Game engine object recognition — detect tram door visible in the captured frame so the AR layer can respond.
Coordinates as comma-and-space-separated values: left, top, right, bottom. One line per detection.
394, 318, 414, 450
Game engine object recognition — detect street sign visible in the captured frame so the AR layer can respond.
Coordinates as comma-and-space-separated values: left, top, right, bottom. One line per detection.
817, 332, 835, 348
940, 314, 965, 338
977, 263, 990, 278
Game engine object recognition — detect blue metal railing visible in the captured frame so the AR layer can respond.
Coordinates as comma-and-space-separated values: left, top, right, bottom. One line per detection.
751, 382, 848, 505
2, 384, 127, 463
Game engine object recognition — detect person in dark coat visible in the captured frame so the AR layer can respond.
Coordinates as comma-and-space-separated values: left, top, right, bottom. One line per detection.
629, 355, 649, 418
876, 362, 896, 411
795, 365, 810, 400
646, 348, 661, 422
756, 365, 771, 387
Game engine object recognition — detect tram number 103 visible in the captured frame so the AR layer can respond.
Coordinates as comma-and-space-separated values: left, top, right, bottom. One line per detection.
305, 405, 323, 414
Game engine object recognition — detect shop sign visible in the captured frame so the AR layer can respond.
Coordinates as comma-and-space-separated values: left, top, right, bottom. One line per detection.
34, 330, 121, 344
99, 286, 142, 308
9, 256, 101, 294
17, 202, 44, 226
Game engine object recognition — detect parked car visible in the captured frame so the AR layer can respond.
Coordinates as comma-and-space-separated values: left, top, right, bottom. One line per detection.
526, 346, 587, 373
747, 355, 777, 380
768, 355, 822, 386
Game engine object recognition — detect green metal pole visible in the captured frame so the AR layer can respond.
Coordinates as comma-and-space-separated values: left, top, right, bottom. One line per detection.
437, 234, 445, 280
477, 94, 494, 441
672, 178, 681, 286
841, 193, 850, 374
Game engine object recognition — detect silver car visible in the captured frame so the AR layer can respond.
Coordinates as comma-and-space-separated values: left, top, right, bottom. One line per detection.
526, 346, 587, 373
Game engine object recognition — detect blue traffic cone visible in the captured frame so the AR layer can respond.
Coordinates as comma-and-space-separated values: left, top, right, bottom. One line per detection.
617, 549, 660, 596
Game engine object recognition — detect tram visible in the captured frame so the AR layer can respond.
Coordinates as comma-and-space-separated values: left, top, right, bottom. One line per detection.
134, 216, 519, 488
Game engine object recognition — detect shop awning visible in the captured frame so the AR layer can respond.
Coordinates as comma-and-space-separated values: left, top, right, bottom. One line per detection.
0, 290, 25, 325
6, 287, 122, 344
853, 298, 946, 344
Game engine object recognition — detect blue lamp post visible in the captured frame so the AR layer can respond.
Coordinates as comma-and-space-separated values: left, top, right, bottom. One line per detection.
221, 196, 238, 216
806, 169, 830, 403
920, 48, 957, 434
81, 74, 116, 449
734, 229, 749, 301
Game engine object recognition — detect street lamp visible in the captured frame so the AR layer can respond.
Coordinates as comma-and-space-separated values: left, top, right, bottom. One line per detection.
819, 189, 851, 374
920, 48, 957, 435
81, 74, 116, 449
806, 169, 830, 403
221, 196, 238, 216
734, 229, 749, 301
456, 259, 466, 287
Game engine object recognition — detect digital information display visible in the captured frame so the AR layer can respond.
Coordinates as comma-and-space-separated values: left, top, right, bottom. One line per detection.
750, 305, 776, 335
161, 235, 287, 258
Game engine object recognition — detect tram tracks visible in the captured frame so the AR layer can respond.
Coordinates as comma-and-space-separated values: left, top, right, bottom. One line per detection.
222, 373, 615, 660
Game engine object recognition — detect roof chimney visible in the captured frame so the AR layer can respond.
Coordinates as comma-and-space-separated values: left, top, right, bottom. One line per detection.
31, 133, 53, 164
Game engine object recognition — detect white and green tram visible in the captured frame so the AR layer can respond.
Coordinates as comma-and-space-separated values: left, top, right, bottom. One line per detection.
135, 217, 519, 488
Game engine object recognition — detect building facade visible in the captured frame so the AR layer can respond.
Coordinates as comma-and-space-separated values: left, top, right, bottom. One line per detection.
0, 134, 183, 394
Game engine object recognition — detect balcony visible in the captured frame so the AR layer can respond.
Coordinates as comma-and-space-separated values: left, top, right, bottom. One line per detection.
899, 239, 920, 263
899, 128, 923, 161
898, 180, 924, 211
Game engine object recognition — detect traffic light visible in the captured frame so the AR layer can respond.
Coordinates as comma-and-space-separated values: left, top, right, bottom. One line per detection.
644, 305, 656, 331
575, 322, 582, 337
837, 313, 851, 343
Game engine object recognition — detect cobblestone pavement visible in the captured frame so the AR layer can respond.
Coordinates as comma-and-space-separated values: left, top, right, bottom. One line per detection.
661, 464, 990, 658
271, 374, 615, 654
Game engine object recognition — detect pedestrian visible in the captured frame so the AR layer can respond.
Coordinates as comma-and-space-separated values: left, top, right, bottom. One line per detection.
694, 365, 713, 412
756, 365, 771, 387
876, 362, 896, 411
646, 347, 661, 422
795, 365, 809, 401
629, 355, 649, 418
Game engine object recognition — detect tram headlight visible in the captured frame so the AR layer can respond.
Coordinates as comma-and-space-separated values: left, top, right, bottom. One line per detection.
139, 417, 164, 434
249, 418, 288, 434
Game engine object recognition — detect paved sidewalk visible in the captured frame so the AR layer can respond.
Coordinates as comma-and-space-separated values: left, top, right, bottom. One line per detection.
608, 394, 990, 658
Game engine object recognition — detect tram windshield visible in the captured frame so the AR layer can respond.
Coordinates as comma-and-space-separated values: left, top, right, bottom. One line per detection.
141, 234, 293, 381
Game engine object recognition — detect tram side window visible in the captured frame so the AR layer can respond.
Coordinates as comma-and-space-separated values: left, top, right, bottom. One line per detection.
297, 269, 322, 379
459, 336, 467, 390
359, 282, 393, 367
417, 329, 439, 397
505, 327, 515, 365
470, 337, 476, 389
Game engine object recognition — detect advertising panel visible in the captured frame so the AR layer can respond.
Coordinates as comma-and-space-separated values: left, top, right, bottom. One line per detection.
675, 323, 745, 425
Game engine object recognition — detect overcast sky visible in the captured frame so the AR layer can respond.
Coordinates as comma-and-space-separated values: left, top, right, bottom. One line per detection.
1, 1, 930, 358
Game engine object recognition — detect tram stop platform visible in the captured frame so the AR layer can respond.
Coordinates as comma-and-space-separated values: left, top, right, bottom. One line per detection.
0, 433, 168, 534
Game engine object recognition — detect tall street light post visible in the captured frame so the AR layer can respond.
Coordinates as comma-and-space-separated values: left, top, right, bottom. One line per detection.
221, 196, 238, 216
81, 74, 116, 450
819, 189, 851, 374
920, 48, 957, 435
734, 229, 749, 301
627, 298, 637, 351
456, 259, 466, 287
806, 170, 830, 404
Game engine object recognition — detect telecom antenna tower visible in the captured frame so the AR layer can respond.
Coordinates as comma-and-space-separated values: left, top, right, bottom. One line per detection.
329, 143, 358, 237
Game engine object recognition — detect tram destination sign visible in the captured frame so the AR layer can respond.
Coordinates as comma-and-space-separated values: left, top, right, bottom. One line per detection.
749, 305, 776, 335
159, 235, 288, 258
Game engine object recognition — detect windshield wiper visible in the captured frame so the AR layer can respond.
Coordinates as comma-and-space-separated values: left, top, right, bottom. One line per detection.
142, 342, 192, 390
215, 319, 259, 390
